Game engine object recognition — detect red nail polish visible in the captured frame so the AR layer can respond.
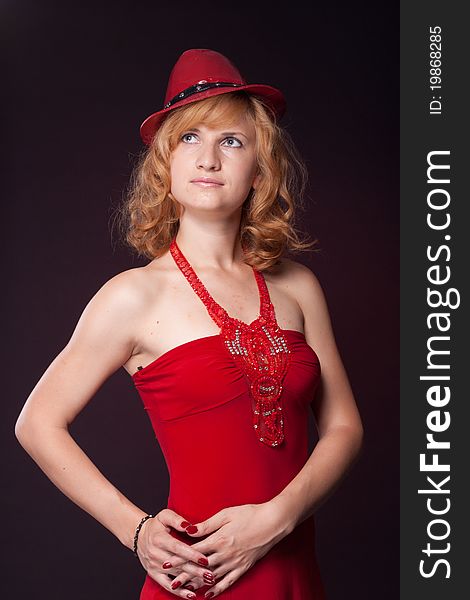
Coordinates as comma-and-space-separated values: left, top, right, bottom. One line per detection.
181, 520, 191, 528
198, 557, 209, 566
203, 571, 214, 579
162, 561, 172, 569
171, 580, 182, 590
186, 594, 196, 599
186, 585, 195, 591
186, 525, 198, 533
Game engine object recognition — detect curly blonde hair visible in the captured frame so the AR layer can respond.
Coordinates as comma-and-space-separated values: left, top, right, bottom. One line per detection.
115, 91, 319, 271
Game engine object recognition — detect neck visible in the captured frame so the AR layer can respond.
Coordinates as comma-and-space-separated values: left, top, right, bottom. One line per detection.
174, 220, 246, 271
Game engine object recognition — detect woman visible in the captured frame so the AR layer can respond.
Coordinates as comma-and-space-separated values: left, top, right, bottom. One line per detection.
15, 49, 364, 599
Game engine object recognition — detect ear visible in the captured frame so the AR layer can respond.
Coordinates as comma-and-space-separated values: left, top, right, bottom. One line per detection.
252, 172, 261, 190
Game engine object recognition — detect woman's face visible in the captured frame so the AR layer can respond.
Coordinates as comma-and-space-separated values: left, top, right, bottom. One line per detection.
169, 112, 259, 216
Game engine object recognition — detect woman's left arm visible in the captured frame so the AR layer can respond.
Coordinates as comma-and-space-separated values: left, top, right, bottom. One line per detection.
269, 262, 364, 529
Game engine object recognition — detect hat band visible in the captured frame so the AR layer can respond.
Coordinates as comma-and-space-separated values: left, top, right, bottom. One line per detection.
163, 81, 243, 109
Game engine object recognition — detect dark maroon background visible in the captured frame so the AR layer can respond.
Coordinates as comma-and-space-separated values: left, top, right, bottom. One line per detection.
2, 1, 398, 598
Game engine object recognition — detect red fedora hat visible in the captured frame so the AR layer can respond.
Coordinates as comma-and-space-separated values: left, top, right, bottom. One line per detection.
139, 48, 286, 146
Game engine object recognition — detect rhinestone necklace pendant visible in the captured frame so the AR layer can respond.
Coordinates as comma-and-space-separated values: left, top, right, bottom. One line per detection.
224, 320, 290, 447
169, 237, 291, 448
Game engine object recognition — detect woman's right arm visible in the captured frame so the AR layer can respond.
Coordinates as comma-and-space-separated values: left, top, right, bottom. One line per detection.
14, 270, 211, 596
15, 270, 149, 548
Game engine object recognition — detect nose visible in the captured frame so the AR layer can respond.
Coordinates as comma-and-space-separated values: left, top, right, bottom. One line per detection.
196, 142, 221, 171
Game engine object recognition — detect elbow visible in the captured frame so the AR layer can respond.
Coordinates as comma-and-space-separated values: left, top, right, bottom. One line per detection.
331, 422, 365, 458
15, 410, 26, 441
14, 414, 33, 449
14, 413, 48, 453
347, 419, 365, 463
15, 410, 69, 452
347, 411, 365, 456
349, 414, 364, 447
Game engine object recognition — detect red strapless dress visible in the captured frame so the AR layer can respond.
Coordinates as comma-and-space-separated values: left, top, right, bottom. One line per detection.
132, 239, 325, 599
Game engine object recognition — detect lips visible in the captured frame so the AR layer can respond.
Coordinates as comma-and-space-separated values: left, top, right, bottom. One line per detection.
191, 178, 224, 186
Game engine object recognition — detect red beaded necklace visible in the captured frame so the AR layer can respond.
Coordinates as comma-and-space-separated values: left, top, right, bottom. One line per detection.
169, 237, 291, 448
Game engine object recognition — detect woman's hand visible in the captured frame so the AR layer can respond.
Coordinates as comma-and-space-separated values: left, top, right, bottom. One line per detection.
136, 508, 215, 598
179, 502, 293, 598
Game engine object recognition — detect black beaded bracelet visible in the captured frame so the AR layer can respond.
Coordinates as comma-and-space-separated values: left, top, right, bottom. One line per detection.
133, 514, 155, 557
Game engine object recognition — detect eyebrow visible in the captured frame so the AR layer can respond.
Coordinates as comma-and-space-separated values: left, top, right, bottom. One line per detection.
189, 128, 249, 139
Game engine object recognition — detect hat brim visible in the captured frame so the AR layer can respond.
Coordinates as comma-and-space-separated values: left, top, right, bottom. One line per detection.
139, 84, 286, 146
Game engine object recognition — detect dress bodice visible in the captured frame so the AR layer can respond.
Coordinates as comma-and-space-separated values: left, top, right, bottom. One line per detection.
131, 239, 324, 599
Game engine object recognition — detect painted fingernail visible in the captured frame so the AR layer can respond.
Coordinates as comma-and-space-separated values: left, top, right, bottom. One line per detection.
203, 571, 214, 579
205, 592, 215, 599
186, 525, 198, 533
171, 580, 182, 590
186, 594, 196, 599
198, 557, 209, 566
162, 561, 172, 569
186, 585, 195, 591
181, 520, 191, 528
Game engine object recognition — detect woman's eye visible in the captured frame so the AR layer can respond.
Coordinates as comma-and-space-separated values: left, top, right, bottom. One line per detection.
181, 133, 198, 143
180, 134, 242, 147
222, 137, 242, 148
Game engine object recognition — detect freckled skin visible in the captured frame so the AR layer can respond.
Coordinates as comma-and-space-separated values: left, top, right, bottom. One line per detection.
170, 115, 260, 217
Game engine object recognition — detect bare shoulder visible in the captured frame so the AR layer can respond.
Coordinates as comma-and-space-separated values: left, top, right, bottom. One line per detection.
87, 264, 153, 314
15, 263, 163, 431
64, 263, 161, 358
266, 256, 319, 281
268, 256, 333, 352
266, 256, 325, 310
